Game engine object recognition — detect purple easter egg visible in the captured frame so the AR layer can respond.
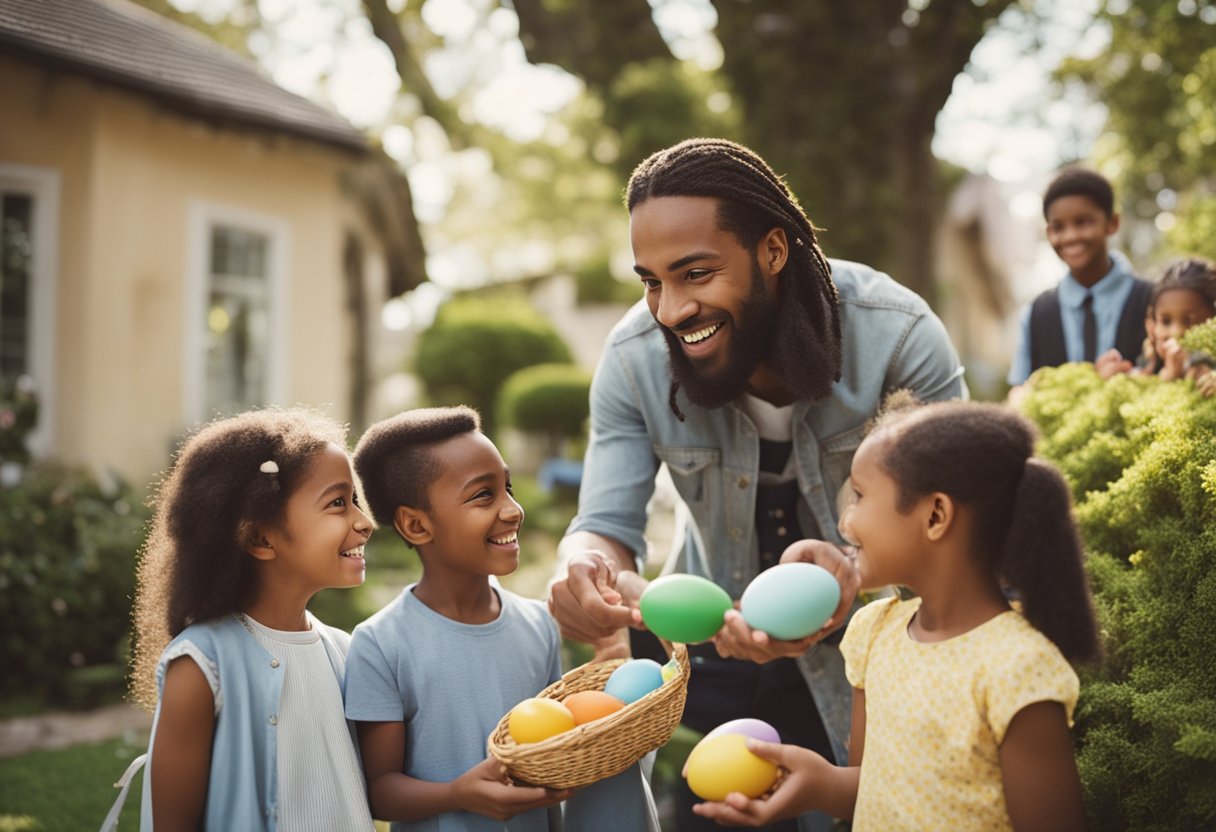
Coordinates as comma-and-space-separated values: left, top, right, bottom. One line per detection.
702, 718, 780, 745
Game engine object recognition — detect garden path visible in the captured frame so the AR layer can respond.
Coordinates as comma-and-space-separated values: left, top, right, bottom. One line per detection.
0, 701, 150, 758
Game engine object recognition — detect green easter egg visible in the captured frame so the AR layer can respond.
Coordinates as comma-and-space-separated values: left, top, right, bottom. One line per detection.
639, 573, 733, 644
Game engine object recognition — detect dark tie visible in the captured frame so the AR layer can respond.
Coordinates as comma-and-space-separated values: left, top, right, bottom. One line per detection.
1082, 292, 1097, 362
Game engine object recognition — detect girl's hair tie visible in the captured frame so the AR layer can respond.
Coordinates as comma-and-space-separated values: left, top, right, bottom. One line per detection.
259, 460, 279, 474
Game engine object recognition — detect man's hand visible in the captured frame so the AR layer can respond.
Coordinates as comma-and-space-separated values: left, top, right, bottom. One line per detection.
777, 540, 860, 633
711, 540, 860, 662
452, 757, 571, 822
711, 608, 823, 663
547, 550, 644, 644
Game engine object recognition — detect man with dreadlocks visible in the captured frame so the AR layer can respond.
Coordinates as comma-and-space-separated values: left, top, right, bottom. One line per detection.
547, 138, 966, 831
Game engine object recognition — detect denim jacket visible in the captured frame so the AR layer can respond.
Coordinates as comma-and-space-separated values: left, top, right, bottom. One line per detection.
138, 614, 352, 832
567, 259, 967, 763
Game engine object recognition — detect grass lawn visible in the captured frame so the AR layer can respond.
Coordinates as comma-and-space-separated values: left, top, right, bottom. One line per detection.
0, 733, 147, 831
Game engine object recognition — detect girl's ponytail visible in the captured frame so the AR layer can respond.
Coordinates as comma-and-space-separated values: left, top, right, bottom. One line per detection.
999, 458, 1101, 664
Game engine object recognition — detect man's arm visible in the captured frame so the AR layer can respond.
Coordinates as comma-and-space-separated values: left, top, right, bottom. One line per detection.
549, 327, 657, 651
892, 307, 970, 402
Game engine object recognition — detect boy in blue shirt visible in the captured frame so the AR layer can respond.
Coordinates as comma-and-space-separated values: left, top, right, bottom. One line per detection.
345, 406, 656, 831
1007, 167, 1151, 387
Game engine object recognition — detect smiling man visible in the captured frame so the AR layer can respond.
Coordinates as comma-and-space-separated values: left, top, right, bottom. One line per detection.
546, 139, 967, 832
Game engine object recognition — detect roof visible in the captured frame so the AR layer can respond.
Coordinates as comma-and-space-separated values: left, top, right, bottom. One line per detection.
0, 0, 366, 152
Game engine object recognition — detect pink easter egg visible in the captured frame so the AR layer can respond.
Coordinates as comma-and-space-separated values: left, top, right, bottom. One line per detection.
702, 717, 780, 745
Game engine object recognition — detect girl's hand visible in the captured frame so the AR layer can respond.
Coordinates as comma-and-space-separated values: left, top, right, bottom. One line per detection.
1195, 369, 1216, 399
691, 740, 830, 826
453, 757, 572, 822
1159, 338, 1187, 380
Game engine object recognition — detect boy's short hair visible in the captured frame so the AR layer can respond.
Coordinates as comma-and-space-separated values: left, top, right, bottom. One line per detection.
1042, 167, 1115, 219
353, 406, 481, 528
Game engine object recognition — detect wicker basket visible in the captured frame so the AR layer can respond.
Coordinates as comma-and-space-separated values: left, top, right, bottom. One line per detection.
486, 642, 691, 789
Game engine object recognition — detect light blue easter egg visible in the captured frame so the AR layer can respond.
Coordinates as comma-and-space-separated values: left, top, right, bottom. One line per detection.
603, 659, 665, 704
740, 562, 841, 641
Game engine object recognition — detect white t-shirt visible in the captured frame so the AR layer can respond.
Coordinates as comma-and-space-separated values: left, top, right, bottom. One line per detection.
241, 614, 374, 832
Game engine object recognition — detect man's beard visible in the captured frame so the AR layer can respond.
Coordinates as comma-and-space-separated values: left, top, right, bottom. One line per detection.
662, 260, 777, 409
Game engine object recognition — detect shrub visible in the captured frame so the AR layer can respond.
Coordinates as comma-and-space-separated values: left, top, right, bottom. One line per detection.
574, 254, 641, 305
0, 375, 38, 465
0, 461, 150, 704
497, 363, 592, 440
1020, 363, 1216, 830
413, 293, 572, 435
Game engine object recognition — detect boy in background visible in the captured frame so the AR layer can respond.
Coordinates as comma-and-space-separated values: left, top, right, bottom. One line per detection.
1007, 167, 1152, 389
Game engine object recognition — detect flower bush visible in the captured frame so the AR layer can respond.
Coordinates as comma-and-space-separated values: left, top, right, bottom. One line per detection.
0, 375, 38, 465
0, 461, 149, 704
1019, 362, 1216, 830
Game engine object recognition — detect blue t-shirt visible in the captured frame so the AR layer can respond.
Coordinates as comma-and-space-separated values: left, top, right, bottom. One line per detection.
345, 585, 655, 832
1007, 249, 1140, 385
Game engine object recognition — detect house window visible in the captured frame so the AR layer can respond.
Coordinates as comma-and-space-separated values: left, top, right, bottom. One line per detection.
0, 193, 33, 377
0, 165, 59, 455
205, 225, 271, 416
184, 202, 287, 424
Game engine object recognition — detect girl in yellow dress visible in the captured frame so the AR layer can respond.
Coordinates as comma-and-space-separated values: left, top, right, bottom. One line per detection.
692, 400, 1099, 832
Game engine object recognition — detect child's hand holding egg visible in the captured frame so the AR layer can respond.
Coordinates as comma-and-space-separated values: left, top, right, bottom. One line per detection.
684, 718, 781, 801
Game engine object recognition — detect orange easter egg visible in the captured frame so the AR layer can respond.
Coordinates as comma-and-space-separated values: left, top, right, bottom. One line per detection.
563, 690, 625, 725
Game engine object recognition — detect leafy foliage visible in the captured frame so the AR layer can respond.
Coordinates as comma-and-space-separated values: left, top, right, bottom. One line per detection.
1181, 317, 1216, 358
497, 362, 591, 439
1020, 363, 1216, 829
0, 375, 38, 465
413, 293, 572, 436
0, 462, 149, 704
1059, 2, 1216, 262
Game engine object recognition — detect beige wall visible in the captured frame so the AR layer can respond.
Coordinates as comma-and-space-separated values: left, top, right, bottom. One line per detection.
0, 54, 370, 482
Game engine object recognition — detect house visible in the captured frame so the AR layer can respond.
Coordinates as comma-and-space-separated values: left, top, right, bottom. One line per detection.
0, 0, 424, 482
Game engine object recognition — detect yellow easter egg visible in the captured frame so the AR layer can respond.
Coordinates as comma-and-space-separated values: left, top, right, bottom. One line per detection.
508, 697, 576, 744
685, 733, 779, 801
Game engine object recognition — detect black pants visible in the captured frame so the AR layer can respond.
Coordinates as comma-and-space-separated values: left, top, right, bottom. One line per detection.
633, 630, 832, 832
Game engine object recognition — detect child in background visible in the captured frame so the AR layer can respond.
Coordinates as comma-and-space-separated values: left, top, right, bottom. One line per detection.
1133, 257, 1216, 384
692, 400, 1099, 832
345, 406, 657, 831
128, 409, 375, 831
1008, 167, 1151, 389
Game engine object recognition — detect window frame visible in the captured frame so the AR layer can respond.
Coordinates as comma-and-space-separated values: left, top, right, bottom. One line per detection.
183, 200, 290, 424
0, 163, 60, 455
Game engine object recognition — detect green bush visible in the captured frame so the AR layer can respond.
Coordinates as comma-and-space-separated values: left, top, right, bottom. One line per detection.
573, 254, 641, 305
0, 461, 150, 704
497, 363, 592, 440
1020, 363, 1216, 830
413, 293, 572, 436
0, 375, 38, 465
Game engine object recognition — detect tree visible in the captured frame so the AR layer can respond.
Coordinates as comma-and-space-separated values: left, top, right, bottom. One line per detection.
1059, 1, 1216, 262
503, 0, 1021, 304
